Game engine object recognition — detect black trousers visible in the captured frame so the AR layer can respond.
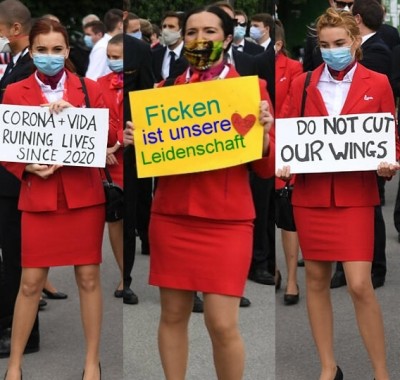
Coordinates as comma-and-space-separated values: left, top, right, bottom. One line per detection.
123, 147, 153, 288
0, 197, 39, 334
250, 174, 276, 274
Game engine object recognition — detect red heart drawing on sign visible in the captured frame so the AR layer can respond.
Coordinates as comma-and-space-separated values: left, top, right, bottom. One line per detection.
231, 113, 256, 136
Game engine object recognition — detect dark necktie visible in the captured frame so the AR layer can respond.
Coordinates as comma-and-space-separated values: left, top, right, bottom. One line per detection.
169, 51, 176, 77
4, 59, 14, 77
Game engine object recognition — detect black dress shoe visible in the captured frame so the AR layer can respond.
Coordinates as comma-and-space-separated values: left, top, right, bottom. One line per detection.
334, 365, 343, 380
123, 288, 138, 305
192, 293, 203, 313
38, 299, 47, 310
372, 275, 385, 289
239, 296, 251, 307
248, 268, 275, 285
42, 288, 68, 299
297, 258, 305, 267
330, 271, 347, 289
0, 328, 40, 358
284, 285, 300, 306
114, 289, 123, 298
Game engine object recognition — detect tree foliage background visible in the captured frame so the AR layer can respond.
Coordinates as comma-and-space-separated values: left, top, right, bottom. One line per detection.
132, 0, 274, 24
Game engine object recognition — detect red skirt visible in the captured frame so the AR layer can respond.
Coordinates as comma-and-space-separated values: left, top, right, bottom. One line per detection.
293, 206, 374, 262
149, 213, 253, 297
21, 174, 105, 268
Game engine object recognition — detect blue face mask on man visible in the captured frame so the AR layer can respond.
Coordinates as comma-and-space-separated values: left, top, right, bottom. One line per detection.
32, 54, 65, 76
107, 58, 123, 73
83, 35, 94, 49
320, 45, 353, 71
233, 26, 246, 42
249, 26, 263, 41
128, 31, 142, 40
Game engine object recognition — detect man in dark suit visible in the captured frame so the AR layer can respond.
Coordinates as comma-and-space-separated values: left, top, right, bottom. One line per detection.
0, 0, 39, 358
331, 0, 391, 289
123, 34, 155, 305
232, 10, 264, 56
151, 11, 188, 84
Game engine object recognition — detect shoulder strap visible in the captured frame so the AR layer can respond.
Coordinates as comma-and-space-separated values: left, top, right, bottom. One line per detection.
78, 76, 90, 108
300, 71, 312, 117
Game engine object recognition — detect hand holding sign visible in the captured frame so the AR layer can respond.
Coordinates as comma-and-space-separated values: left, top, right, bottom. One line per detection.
259, 100, 274, 156
41, 100, 74, 114
25, 163, 63, 179
276, 165, 292, 182
124, 121, 134, 147
377, 161, 399, 178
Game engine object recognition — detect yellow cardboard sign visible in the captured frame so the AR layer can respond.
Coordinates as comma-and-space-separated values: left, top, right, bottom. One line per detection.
129, 76, 263, 178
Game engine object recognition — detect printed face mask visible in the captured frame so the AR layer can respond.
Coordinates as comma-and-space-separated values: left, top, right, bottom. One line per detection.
32, 54, 65, 76
183, 40, 224, 71
320, 45, 353, 71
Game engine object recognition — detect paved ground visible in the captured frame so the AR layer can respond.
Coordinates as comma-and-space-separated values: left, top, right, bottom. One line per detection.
276, 177, 400, 380
2, 178, 400, 380
126, 252, 276, 379
0, 228, 123, 380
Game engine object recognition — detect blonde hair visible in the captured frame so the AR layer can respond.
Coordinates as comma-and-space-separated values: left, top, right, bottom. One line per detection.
316, 7, 362, 61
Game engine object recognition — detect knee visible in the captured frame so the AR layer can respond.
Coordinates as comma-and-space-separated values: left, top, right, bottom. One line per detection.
306, 274, 330, 293
347, 279, 374, 302
160, 307, 190, 326
205, 317, 238, 345
76, 269, 100, 293
20, 279, 42, 298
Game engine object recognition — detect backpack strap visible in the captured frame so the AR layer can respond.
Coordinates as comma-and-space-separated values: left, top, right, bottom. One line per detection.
300, 71, 312, 117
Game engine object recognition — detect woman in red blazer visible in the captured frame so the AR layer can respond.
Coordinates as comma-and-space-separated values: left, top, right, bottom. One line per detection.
274, 20, 303, 306
97, 34, 124, 299
126, 5, 274, 380
3, 19, 104, 380
277, 9, 397, 380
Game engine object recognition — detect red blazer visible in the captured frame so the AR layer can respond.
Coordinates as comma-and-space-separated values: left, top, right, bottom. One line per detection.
151, 65, 275, 221
284, 63, 398, 208
275, 52, 303, 118
1, 71, 106, 212
275, 52, 303, 189
97, 72, 123, 187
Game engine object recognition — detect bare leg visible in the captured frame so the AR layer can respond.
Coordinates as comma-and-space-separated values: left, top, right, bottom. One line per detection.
203, 294, 244, 380
107, 220, 123, 290
43, 278, 57, 293
158, 288, 193, 380
75, 265, 102, 380
304, 260, 337, 380
6, 267, 48, 380
343, 262, 389, 380
281, 229, 300, 294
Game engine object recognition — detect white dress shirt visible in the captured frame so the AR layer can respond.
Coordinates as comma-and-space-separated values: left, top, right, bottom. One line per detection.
161, 41, 184, 80
85, 33, 112, 80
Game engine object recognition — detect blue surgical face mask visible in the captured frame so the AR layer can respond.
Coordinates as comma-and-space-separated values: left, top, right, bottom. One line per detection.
128, 31, 142, 40
320, 45, 353, 71
83, 35, 94, 49
33, 54, 65, 76
107, 58, 123, 73
250, 26, 263, 41
233, 26, 246, 42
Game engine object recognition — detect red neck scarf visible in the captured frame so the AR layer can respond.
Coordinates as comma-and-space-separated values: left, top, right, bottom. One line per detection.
37, 69, 65, 90
328, 60, 356, 81
189, 60, 227, 83
110, 72, 123, 89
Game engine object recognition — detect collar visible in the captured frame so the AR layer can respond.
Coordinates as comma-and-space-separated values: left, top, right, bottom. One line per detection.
320, 62, 357, 83
362, 32, 376, 44
168, 40, 184, 57
34, 70, 66, 91
261, 37, 271, 50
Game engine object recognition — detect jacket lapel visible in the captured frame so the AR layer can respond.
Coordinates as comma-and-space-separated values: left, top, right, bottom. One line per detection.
305, 65, 329, 116
340, 64, 371, 114
65, 72, 86, 107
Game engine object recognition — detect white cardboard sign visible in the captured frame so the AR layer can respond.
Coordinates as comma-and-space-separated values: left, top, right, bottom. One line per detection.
0, 104, 109, 167
276, 113, 396, 173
